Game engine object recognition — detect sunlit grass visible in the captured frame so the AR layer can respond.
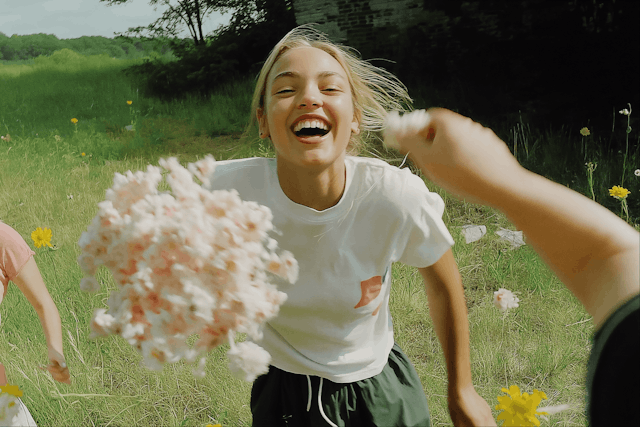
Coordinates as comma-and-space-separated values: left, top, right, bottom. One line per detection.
0, 52, 636, 425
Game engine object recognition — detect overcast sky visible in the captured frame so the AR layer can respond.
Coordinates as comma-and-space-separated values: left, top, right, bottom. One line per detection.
1, 0, 232, 39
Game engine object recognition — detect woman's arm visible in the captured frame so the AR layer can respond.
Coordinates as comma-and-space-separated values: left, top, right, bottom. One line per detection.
392, 108, 639, 330
491, 169, 639, 330
12, 256, 70, 383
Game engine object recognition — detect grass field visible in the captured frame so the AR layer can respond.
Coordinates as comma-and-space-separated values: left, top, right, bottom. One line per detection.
0, 52, 637, 426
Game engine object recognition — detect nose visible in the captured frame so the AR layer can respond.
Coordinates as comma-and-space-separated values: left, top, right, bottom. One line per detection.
298, 85, 322, 109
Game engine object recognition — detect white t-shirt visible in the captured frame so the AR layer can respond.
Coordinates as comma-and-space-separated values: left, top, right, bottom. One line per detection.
206, 155, 454, 383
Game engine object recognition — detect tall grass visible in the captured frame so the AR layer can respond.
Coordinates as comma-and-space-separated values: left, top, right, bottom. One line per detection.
0, 52, 635, 426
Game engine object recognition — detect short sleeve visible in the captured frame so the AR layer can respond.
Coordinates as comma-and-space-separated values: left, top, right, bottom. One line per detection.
0, 222, 35, 300
392, 169, 454, 268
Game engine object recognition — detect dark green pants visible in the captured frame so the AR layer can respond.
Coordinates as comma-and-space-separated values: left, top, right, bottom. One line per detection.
586, 293, 639, 426
250, 342, 430, 427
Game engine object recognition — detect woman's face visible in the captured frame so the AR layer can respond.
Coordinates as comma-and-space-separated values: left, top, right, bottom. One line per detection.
258, 47, 359, 170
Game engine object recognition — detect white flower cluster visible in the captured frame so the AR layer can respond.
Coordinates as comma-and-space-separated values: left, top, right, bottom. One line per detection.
383, 110, 432, 150
0, 394, 19, 424
77, 155, 298, 381
493, 288, 520, 312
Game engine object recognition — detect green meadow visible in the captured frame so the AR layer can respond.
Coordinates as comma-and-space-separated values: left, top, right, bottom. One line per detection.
0, 51, 638, 426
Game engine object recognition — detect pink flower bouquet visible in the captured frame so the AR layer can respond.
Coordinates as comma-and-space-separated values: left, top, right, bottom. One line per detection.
77, 156, 298, 381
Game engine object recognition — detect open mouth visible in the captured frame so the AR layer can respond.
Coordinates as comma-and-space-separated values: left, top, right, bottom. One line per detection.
292, 119, 332, 138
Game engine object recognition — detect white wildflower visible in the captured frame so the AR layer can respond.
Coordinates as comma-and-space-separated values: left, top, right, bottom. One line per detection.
634, 169, 640, 177
493, 288, 520, 312
619, 109, 630, 116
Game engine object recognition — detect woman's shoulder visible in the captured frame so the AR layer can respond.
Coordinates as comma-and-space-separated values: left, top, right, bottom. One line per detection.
347, 155, 421, 191
347, 156, 444, 213
0, 221, 25, 245
213, 156, 274, 170
207, 157, 275, 192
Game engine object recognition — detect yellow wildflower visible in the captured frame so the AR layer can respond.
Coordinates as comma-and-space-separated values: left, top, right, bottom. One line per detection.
127, 100, 133, 105
609, 185, 630, 200
0, 384, 23, 398
81, 152, 86, 156
205, 424, 222, 427
580, 127, 590, 136
31, 227, 53, 249
496, 385, 549, 426
71, 118, 78, 124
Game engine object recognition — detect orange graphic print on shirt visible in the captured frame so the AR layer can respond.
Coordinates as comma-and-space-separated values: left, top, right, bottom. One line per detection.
354, 275, 383, 315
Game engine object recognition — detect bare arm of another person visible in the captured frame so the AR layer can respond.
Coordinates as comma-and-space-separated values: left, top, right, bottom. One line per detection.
11, 256, 71, 384
393, 108, 639, 330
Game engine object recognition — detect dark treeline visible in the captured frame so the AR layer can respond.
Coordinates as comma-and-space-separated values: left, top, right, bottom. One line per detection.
4, 1, 638, 144
365, 0, 640, 134
125, 0, 638, 140
0, 33, 172, 61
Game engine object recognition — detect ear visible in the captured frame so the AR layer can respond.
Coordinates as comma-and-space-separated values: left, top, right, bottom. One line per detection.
257, 108, 270, 139
351, 114, 360, 135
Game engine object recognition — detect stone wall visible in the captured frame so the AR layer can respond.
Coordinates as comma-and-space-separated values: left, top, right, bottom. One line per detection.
292, 0, 424, 56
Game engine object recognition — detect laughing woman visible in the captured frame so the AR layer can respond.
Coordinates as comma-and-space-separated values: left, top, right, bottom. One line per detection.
204, 25, 495, 427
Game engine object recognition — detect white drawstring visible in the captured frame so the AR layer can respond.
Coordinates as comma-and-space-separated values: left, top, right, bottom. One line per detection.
318, 377, 339, 427
306, 375, 339, 427
306, 375, 312, 411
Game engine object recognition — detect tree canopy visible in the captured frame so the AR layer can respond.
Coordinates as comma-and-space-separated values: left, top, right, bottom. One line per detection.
99, 0, 245, 45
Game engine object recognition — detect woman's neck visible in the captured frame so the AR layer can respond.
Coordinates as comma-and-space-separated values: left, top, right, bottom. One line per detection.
276, 158, 346, 211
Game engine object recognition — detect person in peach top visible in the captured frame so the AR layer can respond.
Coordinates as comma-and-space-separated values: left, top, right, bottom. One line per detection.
1, 220, 71, 425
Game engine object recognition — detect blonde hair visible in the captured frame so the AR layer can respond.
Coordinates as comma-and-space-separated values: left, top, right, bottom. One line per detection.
248, 24, 413, 156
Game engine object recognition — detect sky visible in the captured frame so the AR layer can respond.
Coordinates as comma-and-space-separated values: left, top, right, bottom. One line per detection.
0, 0, 232, 40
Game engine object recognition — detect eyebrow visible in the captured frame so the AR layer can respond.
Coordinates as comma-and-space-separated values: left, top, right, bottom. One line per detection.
272, 71, 345, 82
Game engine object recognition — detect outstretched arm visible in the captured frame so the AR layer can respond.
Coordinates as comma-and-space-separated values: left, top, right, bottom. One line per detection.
419, 249, 496, 426
12, 256, 70, 384
392, 108, 639, 331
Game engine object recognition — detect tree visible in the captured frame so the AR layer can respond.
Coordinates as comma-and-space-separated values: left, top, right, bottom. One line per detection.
100, 0, 243, 46
122, 0, 295, 98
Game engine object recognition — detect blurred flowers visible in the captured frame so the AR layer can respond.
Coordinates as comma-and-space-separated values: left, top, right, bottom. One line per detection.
127, 100, 133, 105
71, 118, 78, 124
619, 108, 630, 116
0, 134, 10, 142
77, 155, 298, 381
609, 185, 630, 200
81, 152, 86, 157
31, 227, 53, 249
579, 127, 590, 136
493, 288, 520, 312
635, 169, 640, 177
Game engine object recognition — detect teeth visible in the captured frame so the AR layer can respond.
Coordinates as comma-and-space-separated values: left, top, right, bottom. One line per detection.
293, 119, 329, 133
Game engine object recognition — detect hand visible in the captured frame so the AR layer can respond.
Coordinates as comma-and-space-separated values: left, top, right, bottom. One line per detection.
448, 385, 497, 427
39, 347, 71, 385
388, 108, 525, 208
